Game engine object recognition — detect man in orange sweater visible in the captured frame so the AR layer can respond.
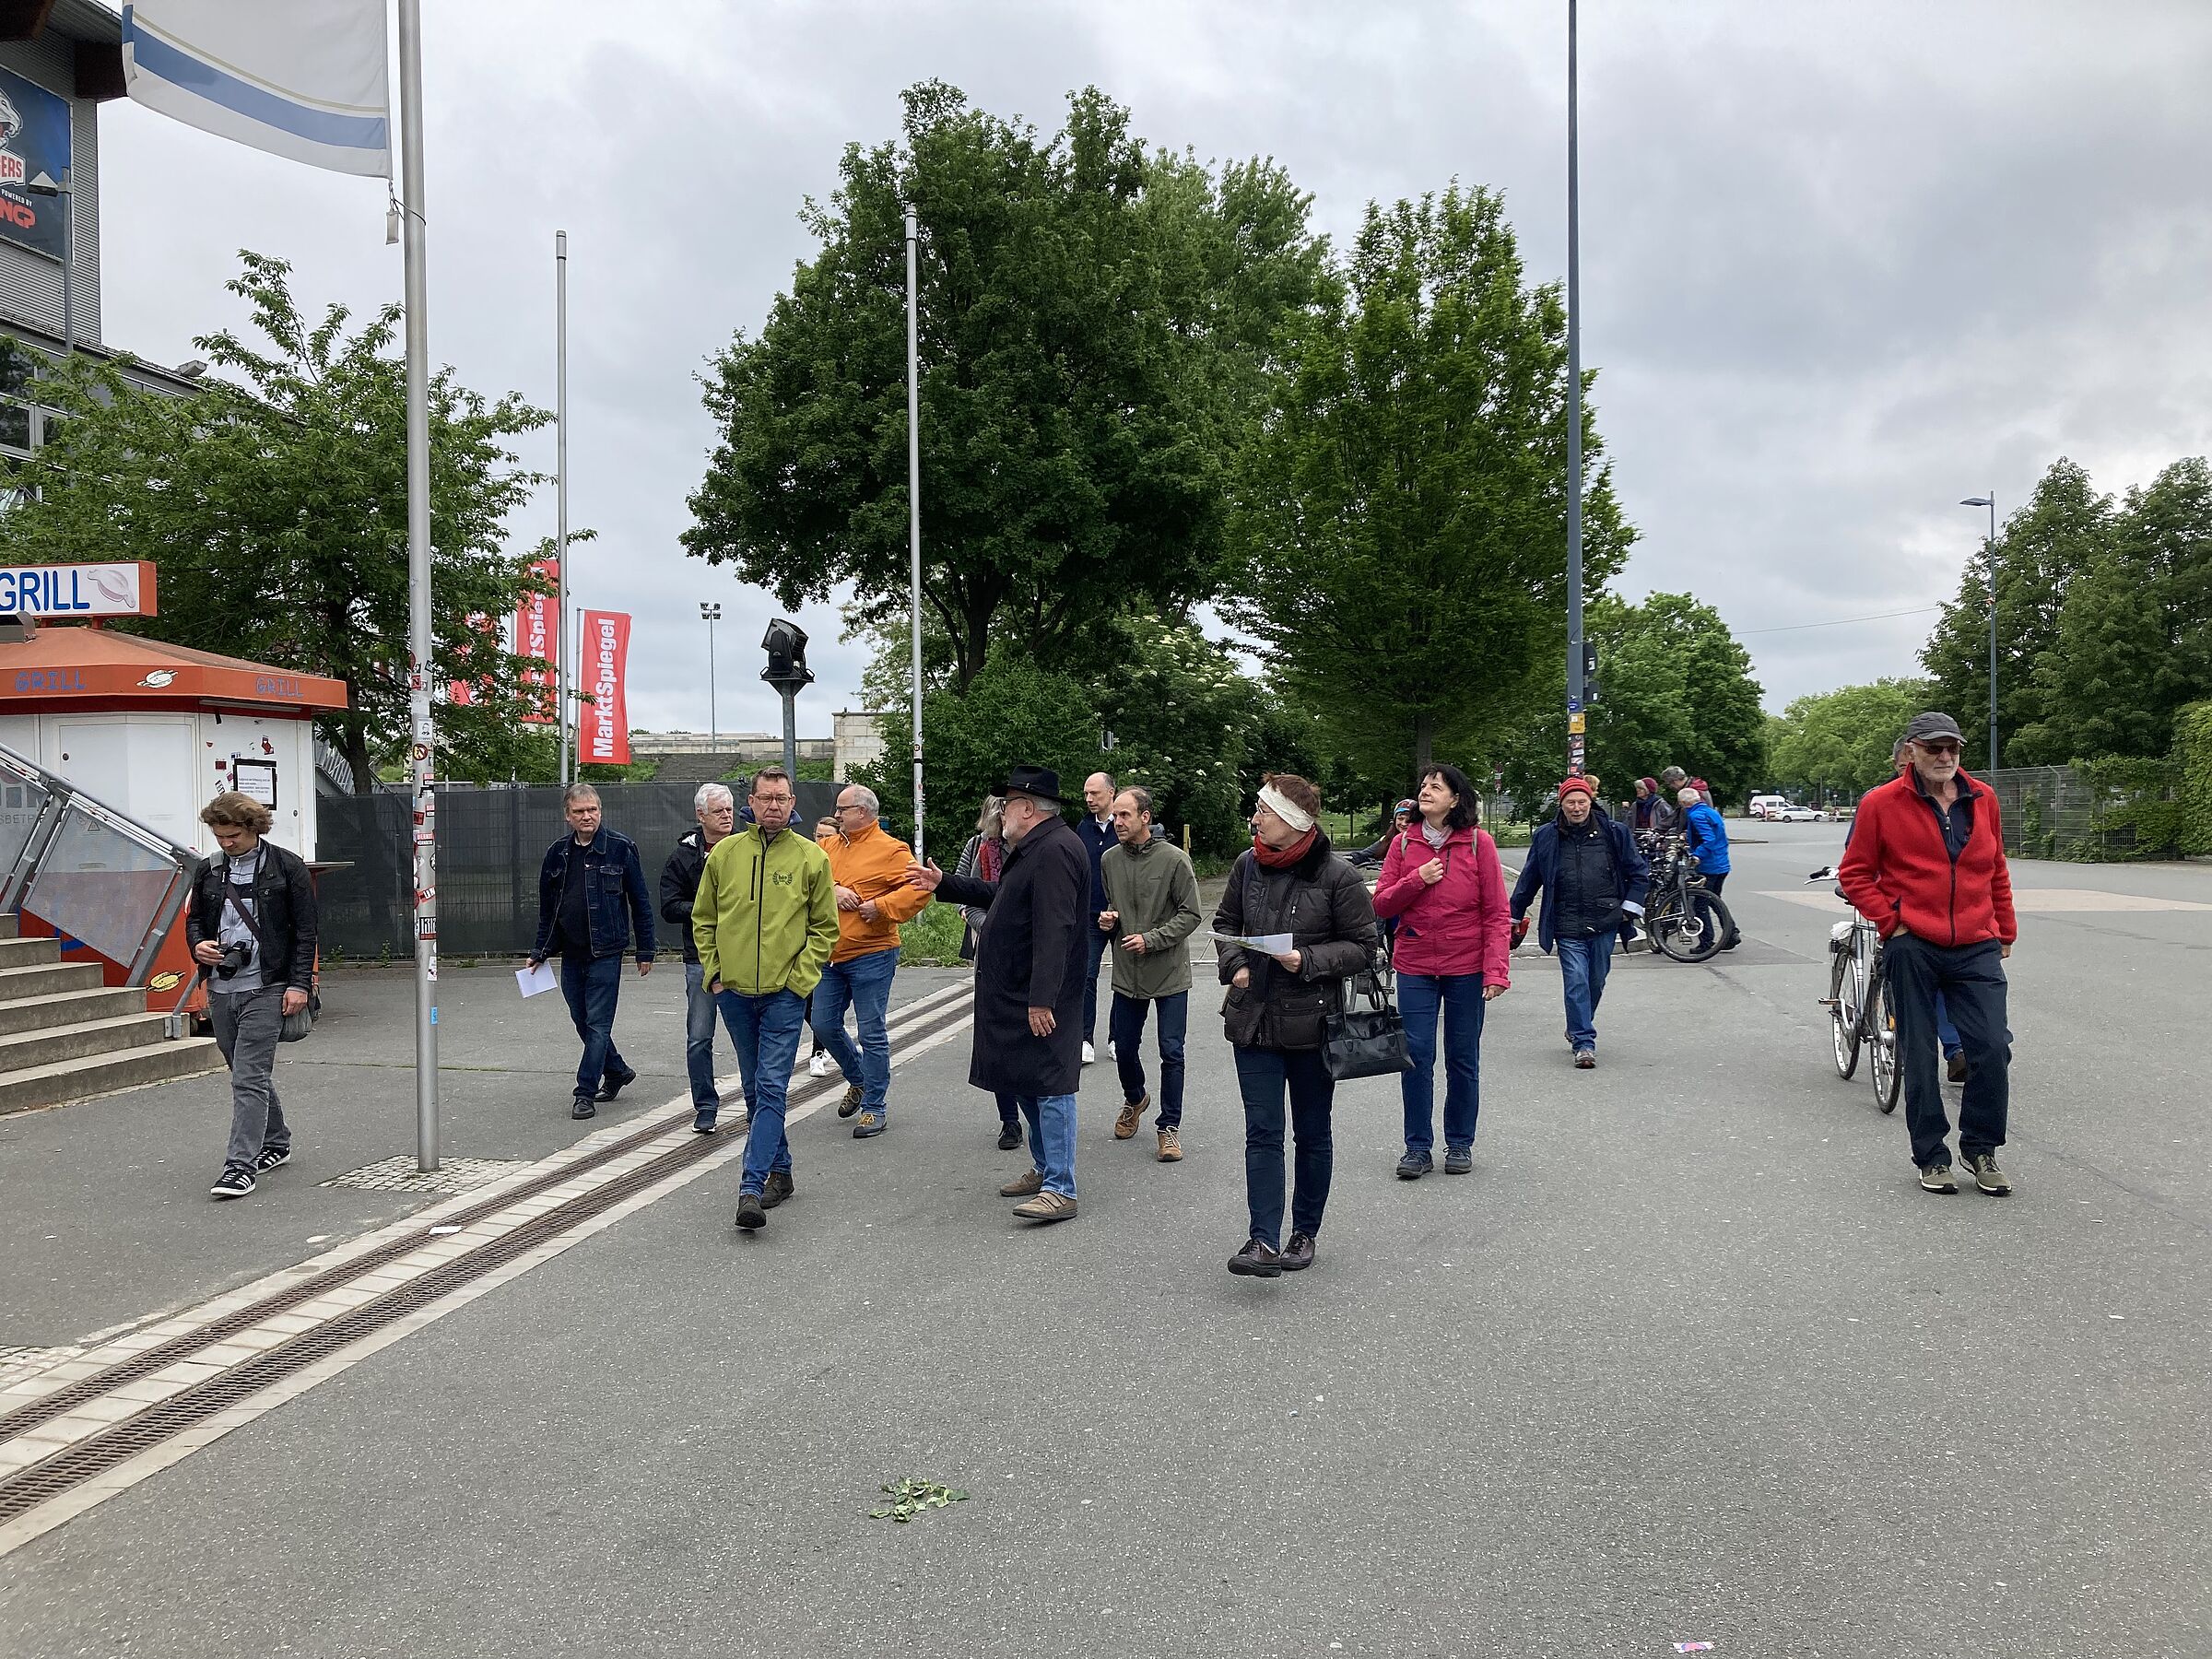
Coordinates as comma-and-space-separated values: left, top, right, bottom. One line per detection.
1838, 711, 2019, 1197
815, 784, 931, 1139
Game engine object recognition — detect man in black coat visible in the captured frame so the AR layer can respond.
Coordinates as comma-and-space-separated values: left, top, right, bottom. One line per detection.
909, 764, 1088, 1222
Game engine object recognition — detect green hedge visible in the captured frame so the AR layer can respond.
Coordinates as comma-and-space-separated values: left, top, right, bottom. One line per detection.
2177, 700, 2212, 856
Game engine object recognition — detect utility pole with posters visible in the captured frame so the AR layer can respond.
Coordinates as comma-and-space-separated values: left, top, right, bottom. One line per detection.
1563, 0, 1586, 779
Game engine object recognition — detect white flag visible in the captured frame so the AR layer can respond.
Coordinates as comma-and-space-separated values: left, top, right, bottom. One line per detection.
121, 1, 390, 179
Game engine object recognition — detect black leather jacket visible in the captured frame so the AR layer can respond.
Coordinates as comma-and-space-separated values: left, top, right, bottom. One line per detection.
185, 840, 319, 994
1212, 832, 1380, 1051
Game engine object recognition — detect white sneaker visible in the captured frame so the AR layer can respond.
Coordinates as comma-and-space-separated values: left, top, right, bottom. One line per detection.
807, 1050, 832, 1077
1104, 1039, 1116, 1060
1081, 1041, 1096, 1065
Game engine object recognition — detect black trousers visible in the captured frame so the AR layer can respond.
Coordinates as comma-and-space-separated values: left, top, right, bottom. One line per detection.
1885, 935, 2011, 1169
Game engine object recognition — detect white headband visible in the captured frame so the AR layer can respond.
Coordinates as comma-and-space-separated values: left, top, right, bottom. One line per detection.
1257, 784, 1314, 834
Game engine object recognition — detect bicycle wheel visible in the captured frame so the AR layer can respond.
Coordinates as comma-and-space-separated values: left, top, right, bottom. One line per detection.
1869, 972, 1901, 1113
1654, 889, 1725, 963
1829, 945, 1861, 1079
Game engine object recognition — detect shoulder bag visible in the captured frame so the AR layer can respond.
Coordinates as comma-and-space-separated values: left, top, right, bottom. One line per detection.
1321, 954, 1412, 1081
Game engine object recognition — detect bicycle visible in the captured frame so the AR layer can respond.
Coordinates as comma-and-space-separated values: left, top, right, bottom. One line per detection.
1810, 866, 1900, 1112
1639, 833, 1736, 964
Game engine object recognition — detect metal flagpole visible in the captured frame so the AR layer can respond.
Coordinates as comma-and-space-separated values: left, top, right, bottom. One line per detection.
1563, 0, 1585, 779
556, 229, 571, 784
905, 206, 925, 861
397, 0, 439, 1171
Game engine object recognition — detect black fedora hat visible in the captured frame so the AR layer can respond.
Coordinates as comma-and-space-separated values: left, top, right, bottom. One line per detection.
999, 764, 1065, 805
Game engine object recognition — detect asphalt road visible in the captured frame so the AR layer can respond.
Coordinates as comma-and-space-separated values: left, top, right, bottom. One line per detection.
3, 824, 2208, 1657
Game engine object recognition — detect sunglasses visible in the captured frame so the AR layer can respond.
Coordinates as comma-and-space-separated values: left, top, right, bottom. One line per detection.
1916, 740, 1961, 757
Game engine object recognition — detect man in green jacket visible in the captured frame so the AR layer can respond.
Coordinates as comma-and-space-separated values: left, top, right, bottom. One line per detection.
1098, 786, 1203, 1160
695, 767, 840, 1232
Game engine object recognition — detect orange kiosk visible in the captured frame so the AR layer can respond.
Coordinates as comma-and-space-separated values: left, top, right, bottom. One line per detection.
0, 561, 348, 1014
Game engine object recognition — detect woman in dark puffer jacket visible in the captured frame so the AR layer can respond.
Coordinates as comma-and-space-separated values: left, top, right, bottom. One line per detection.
1214, 773, 1381, 1279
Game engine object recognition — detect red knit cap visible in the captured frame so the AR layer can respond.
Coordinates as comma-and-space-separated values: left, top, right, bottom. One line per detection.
1558, 776, 1594, 800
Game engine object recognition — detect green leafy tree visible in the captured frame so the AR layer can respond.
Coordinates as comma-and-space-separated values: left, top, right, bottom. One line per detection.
1922, 457, 2110, 767
1767, 677, 1933, 802
0, 253, 552, 792
685, 81, 1330, 692
1226, 185, 1633, 787
2018, 457, 2212, 763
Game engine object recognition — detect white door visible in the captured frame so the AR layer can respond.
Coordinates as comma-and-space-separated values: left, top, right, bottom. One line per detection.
49, 716, 199, 850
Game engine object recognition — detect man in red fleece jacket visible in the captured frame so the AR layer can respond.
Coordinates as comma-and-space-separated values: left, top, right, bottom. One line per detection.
1838, 712, 2019, 1196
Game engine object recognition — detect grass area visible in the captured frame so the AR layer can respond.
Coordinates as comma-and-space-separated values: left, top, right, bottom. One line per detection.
899, 900, 970, 967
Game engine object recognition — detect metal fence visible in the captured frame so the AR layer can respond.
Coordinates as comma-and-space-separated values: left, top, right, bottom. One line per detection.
1982, 764, 2179, 861
316, 780, 845, 960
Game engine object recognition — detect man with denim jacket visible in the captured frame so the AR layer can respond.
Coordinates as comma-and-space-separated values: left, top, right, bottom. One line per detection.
528, 782, 656, 1119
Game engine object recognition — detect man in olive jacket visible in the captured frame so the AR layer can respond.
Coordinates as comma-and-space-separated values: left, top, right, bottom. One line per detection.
909, 764, 1089, 1223
696, 767, 840, 1233
1099, 785, 1203, 1159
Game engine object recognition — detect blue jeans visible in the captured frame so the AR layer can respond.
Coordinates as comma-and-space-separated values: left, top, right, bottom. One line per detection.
1234, 1045, 1335, 1247
559, 951, 629, 1103
682, 962, 721, 1113
1935, 991, 1961, 1059
1556, 931, 1617, 1051
1080, 923, 1111, 1041
1111, 991, 1187, 1127
1397, 971, 1486, 1154
1014, 1092, 1078, 1198
809, 947, 897, 1112
1886, 935, 2011, 1169
717, 987, 807, 1195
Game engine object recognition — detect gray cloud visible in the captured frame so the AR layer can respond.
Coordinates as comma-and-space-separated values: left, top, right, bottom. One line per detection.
89, 0, 2212, 732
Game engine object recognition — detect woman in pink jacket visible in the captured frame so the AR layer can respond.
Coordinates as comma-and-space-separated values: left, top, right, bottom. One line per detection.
1371, 764, 1511, 1179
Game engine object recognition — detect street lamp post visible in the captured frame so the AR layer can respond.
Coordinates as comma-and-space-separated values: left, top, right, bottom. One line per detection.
1960, 493, 1997, 773
25, 171, 72, 355
700, 601, 721, 760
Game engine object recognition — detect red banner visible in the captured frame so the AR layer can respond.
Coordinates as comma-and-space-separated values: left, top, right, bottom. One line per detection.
515, 558, 559, 724
581, 609, 631, 766
446, 613, 498, 706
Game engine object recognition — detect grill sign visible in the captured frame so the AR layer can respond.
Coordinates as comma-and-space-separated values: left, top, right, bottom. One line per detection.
0, 562, 158, 618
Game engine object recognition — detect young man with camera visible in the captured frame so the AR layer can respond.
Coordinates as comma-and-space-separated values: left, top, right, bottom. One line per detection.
186, 791, 319, 1199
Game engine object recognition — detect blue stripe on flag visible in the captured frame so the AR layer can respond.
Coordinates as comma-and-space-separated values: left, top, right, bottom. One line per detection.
124, 12, 388, 154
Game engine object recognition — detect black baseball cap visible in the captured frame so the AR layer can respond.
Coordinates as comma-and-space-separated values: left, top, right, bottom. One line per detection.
1902, 712, 1964, 745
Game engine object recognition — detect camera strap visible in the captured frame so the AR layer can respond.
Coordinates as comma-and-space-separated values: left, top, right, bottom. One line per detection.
218, 850, 272, 961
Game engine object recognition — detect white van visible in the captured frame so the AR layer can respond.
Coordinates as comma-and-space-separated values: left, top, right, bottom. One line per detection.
1747, 794, 1788, 819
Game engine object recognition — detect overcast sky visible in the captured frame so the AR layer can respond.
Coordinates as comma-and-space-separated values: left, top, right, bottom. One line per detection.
94, 0, 2212, 737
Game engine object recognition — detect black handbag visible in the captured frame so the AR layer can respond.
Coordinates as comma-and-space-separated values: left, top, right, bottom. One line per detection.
1322, 960, 1413, 1081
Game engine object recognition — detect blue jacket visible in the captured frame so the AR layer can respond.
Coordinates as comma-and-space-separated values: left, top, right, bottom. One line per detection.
533, 827, 657, 962
1074, 813, 1117, 916
1510, 815, 1651, 954
1681, 802, 1731, 876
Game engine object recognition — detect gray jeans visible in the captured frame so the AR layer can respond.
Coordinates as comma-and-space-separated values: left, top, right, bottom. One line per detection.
209, 985, 288, 1173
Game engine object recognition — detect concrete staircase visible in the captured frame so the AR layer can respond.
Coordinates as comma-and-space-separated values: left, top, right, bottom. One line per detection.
0, 917, 222, 1115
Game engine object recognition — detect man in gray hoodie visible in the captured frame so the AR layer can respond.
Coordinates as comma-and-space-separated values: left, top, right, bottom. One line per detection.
1099, 786, 1204, 1161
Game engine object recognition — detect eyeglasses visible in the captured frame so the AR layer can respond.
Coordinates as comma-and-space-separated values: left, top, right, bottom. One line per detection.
833, 802, 867, 815
752, 794, 794, 806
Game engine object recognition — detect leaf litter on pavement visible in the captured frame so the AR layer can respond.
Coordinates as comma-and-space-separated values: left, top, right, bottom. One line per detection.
869, 1477, 971, 1523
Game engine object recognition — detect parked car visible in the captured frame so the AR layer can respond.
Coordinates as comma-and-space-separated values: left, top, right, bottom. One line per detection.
1772, 804, 1826, 822
1747, 794, 1788, 819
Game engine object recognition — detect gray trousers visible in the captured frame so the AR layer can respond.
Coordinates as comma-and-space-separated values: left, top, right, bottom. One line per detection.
209, 985, 288, 1172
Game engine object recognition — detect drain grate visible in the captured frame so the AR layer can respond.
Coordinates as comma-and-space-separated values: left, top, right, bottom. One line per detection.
0, 994, 972, 1525
320, 1155, 531, 1194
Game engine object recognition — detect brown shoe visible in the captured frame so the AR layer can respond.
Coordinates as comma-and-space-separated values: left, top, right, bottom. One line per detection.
999, 1169, 1043, 1198
759, 1169, 794, 1210
1011, 1190, 1077, 1222
1114, 1095, 1150, 1139
1156, 1125, 1182, 1162
1946, 1052, 1969, 1084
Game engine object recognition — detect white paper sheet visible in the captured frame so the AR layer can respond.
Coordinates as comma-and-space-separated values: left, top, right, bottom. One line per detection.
515, 960, 559, 998
1206, 931, 1295, 954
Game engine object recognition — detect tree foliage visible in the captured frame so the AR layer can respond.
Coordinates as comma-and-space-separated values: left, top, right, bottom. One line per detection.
685, 81, 1331, 692
0, 253, 552, 792
1225, 185, 1632, 787
1766, 677, 1933, 800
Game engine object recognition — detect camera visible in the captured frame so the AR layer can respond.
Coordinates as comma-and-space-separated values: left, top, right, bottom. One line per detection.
214, 940, 253, 978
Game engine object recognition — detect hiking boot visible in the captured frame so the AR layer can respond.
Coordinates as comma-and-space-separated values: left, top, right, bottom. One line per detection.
1395, 1150, 1432, 1181
734, 1191, 767, 1230
595, 1066, 638, 1102
1963, 1153, 2012, 1196
253, 1146, 291, 1173
1228, 1238, 1283, 1277
1000, 1169, 1043, 1198
571, 1098, 596, 1120
1573, 1048, 1597, 1069
853, 1111, 887, 1139
838, 1084, 864, 1119
760, 1170, 794, 1209
1156, 1125, 1182, 1162
1442, 1147, 1473, 1175
1279, 1232, 1316, 1272
1011, 1191, 1077, 1222
1114, 1095, 1150, 1139
1947, 1051, 1970, 1084
209, 1167, 255, 1199
996, 1122, 1023, 1151
1919, 1162, 1959, 1194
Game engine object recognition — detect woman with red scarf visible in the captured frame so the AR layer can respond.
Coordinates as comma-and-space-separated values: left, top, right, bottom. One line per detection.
1214, 774, 1381, 1279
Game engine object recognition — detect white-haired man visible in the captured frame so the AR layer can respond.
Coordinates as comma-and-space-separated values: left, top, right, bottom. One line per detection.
662, 782, 737, 1135
814, 783, 929, 1138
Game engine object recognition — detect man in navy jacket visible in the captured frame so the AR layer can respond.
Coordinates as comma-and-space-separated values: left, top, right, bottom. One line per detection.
527, 783, 656, 1118
1510, 777, 1650, 1068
